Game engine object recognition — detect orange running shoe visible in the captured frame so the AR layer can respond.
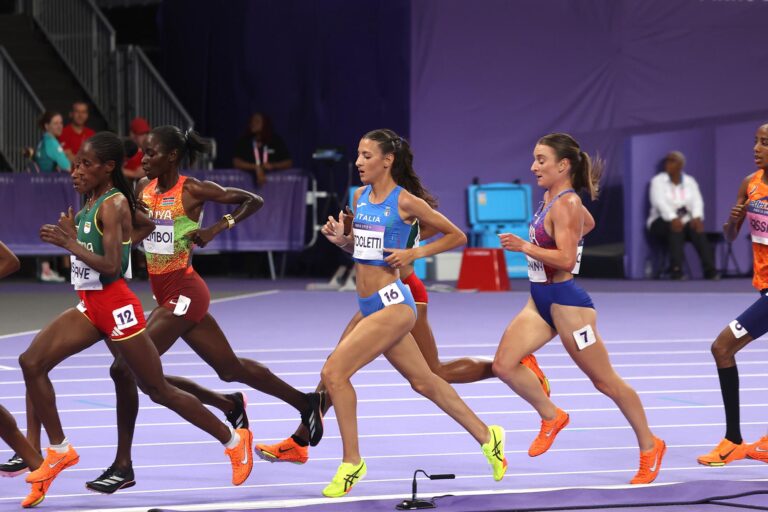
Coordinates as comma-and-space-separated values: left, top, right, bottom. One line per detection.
25, 445, 79, 483
21, 478, 52, 508
746, 435, 768, 463
225, 428, 254, 485
255, 437, 309, 464
630, 437, 666, 484
697, 438, 748, 466
528, 408, 569, 457
520, 354, 551, 397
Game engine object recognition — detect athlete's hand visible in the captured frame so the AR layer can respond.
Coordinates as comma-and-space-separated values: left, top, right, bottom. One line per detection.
729, 199, 749, 222
343, 206, 354, 236
40, 224, 74, 249
321, 211, 349, 247
498, 232, 527, 252
384, 248, 415, 268
57, 207, 77, 239
185, 226, 217, 248
136, 199, 149, 214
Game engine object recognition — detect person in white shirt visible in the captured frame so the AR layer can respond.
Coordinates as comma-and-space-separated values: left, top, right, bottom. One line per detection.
647, 151, 717, 280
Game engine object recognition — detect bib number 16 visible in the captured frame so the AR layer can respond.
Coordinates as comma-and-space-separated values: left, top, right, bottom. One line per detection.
379, 283, 405, 307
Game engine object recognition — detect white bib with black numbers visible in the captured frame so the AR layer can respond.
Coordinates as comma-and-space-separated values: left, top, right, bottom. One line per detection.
571, 242, 584, 275
527, 256, 547, 282
353, 222, 385, 261
143, 223, 175, 255
70, 255, 102, 290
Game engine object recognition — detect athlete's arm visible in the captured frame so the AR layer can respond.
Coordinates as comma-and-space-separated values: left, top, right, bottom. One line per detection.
322, 187, 361, 253
40, 195, 128, 277
384, 191, 466, 268
503, 194, 582, 271
131, 209, 156, 245
182, 178, 264, 248
724, 174, 752, 243
0, 242, 20, 279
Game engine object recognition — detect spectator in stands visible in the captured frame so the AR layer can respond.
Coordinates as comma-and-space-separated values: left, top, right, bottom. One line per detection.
233, 112, 292, 186
123, 117, 151, 181
59, 101, 95, 162
647, 151, 718, 280
33, 111, 70, 173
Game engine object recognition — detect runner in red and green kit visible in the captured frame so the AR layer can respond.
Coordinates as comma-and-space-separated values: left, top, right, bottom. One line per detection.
18, 131, 255, 500
83, 126, 325, 494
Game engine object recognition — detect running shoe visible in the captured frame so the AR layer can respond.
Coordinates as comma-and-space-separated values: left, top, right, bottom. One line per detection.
746, 435, 768, 463
301, 392, 324, 447
25, 445, 79, 483
0, 453, 28, 477
520, 354, 551, 397
630, 437, 666, 484
224, 428, 253, 486
85, 463, 136, 494
255, 436, 309, 464
697, 438, 748, 466
225, 392, 249, 430
528, 408, 569, 457
21, 479, 51, 508
481, 425, 507, 481
322, 459, 367, 497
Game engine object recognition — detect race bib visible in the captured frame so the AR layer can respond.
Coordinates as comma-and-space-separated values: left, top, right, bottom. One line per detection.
573, 324, 597, 351
378, 282, 405, 307
353, 222, 385, 260
70, 255, 102, 290
527, 256, 547, 282
143, 222, 175, 254
112, 304, 138, 329
571, 240, 584, 275
172, 294, 192, 316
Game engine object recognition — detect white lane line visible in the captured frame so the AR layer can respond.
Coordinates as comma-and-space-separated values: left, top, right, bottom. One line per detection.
2, 385, 768, 402
0, 290, 279, 343
0, 338, 723, 361
4, 372, 768, 387
2, 467, 767, 507
21, 357, 768, 372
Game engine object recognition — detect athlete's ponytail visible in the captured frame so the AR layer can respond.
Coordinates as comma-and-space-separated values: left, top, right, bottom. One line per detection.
537, 133, 602, 200
151, 125, 212, 167
86, 131, 137, 218
363, 129, 438, 209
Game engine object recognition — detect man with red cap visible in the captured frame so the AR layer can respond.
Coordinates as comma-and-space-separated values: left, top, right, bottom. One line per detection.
123, 117, 151, 180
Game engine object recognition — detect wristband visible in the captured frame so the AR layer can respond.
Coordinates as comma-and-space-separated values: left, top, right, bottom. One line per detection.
223, 214, 235, 229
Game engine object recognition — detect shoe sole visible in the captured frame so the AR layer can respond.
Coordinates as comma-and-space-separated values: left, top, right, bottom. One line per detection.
254, 448, 307, 465
85, 480, 136, 495
529, 414, 570, 457
22, 495, 44, 509
0, 468, 28, 478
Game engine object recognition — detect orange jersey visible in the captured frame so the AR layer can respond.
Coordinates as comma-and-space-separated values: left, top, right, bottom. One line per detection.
142, 176, 199, 275
745, 170, 768, 290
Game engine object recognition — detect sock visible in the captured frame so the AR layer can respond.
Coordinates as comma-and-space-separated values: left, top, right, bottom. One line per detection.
291, 434, 309, 447
224, 427, 240, 449
717, 366, 742, 444
50, 438, 70, 454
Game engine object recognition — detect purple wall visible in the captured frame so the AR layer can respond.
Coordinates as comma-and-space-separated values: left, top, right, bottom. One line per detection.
410, 0, 768, 254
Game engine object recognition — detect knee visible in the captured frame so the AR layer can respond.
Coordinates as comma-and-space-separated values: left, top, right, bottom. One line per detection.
410, 375, 438, 398
18, 351, 43, 377
320, 363, 347, 391
216, 369, 238, 383
492, 358, 517, 381
109, 359, 133, 384
711, 336, 733, 364
145, 384, 172, 406
592, 377, 620, 398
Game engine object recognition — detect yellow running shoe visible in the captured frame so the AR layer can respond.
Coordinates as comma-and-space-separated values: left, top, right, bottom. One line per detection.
25, 445, 79, 483
528, 408, 569, 457
520, 354, 551, 397
21, 479, 51, 508
697, 438, 747, 466
255, 437, 309, 464
224, 428, 253, 485
746, 435, 768, 463
481, 425, 507, 481
322, 459, 367, 497
630, 437, 666, 484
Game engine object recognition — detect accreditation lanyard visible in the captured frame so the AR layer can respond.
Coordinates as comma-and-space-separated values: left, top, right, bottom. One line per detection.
251, 140, 269, 166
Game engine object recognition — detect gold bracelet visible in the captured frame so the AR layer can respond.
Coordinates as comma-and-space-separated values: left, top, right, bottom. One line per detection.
223, 214, 235, 229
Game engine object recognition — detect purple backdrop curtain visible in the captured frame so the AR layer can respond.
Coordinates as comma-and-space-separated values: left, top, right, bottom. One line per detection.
410, 0, 768, 251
